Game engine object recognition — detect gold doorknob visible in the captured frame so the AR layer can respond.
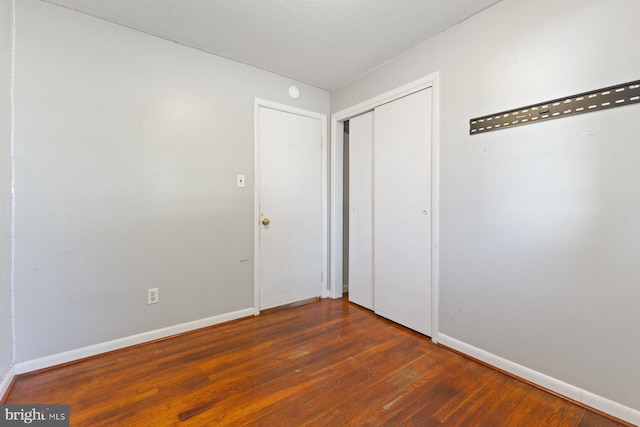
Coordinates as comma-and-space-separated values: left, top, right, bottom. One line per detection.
262, 217, 271, 226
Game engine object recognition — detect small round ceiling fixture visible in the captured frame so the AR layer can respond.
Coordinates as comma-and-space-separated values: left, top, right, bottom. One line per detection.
288, 86, 300, 99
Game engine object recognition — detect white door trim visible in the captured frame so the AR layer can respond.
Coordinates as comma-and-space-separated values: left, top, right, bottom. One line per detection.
254, 99, 328, 315
329, 72, 441, 342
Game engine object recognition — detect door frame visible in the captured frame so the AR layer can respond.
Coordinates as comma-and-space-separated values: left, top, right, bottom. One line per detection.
254, 99, 329, 315
329, 72, 441, 342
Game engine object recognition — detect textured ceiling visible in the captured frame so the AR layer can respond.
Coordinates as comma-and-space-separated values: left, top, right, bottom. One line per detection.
42, 0, 502, 91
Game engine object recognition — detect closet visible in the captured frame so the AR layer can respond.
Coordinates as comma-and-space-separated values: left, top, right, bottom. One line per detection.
347, 111, 374, 310
348, 87, 433, 336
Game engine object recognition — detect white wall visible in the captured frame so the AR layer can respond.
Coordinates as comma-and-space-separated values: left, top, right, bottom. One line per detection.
332, 0, 640, 416
13, 0, 329, 362
0, 0, 14, 386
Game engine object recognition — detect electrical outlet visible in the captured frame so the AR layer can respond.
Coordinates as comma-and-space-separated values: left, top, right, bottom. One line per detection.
148, 288, 158, 305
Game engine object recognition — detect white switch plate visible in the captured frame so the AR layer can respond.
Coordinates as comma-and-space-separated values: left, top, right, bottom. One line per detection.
237, 174, 245, 187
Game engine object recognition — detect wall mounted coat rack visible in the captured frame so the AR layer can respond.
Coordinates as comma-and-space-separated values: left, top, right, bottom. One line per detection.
470, 79, 640, 135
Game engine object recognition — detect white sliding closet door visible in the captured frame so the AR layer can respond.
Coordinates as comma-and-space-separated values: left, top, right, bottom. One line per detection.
348, 111, 374, 310
374, 88, 432, 336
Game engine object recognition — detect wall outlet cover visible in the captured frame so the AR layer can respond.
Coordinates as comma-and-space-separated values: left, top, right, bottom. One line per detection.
148, 288, 159, 304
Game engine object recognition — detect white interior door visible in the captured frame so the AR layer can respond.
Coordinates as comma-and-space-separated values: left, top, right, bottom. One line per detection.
348, 111, 374, 310
374, 88, 432, 335
258, 106, 323, 310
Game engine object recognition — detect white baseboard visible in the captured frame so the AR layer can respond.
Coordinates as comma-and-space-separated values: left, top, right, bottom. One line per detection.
437, 334, 640, 426
0, 364, 16, 400
14, 307, 255, 376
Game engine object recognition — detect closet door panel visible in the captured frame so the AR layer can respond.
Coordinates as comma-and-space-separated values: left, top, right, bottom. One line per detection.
374, 88, 432, 335
348, 111, 374, 310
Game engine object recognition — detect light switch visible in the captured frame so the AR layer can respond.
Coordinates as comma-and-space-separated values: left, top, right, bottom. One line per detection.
237, 174, 245, 188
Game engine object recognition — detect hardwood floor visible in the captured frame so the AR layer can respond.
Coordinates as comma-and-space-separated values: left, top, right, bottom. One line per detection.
4, 298, 631, 426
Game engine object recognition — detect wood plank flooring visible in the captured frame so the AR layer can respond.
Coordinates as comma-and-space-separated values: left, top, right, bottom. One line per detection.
4, 297, 631, 426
